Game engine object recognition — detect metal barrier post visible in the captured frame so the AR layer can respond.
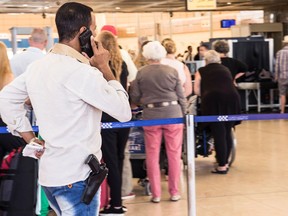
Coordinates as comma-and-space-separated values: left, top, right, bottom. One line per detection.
186, 114, 196, 216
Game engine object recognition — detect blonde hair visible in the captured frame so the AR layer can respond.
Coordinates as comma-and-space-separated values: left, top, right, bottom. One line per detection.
161, 38, 176, 54
134, 40, 150, 69
97, 31, 122, 81
0, 42, 13, 89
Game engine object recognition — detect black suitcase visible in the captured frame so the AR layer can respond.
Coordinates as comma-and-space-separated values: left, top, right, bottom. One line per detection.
0, 147, 38, 216
130, 158, 147, 179
128, 126, 147, 179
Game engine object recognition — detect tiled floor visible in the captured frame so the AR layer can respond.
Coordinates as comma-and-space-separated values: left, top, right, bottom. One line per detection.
123, 120, 288, 216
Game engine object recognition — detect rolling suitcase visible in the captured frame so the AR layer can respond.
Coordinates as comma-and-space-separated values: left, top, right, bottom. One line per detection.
128, 126, 151, 195
100, 178, 109, 209
0, 147, 38, 216
128, 126, 147, 179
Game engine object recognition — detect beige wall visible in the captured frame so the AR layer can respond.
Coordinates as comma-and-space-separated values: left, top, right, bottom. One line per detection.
0, 14, 56, 37
0, 11, 263, 56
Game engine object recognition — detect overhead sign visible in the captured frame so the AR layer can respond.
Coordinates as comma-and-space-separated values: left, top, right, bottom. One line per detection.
186, 0, 217, 11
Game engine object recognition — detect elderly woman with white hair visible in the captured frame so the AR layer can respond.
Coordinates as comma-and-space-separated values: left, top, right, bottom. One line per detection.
194, 50, 241, 174
130, 41, 186, 203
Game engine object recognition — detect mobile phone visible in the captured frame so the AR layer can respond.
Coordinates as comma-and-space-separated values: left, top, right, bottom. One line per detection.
79, 28, 94, 57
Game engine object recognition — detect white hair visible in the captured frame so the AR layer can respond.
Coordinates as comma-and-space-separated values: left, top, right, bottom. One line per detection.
204, 50, 221, 64
142, 41, 167, 61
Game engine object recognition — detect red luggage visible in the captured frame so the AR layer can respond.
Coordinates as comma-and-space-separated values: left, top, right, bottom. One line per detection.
100, 178, 109, 209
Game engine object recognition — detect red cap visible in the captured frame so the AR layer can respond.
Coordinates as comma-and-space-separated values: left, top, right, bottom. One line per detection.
101, 25, 118, 36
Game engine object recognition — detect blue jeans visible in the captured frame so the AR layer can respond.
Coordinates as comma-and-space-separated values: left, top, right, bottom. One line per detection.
42, 180, 100, 216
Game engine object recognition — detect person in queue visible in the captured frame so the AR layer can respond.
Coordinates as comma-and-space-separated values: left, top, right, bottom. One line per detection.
0, 2, 131, 215
10, 28, 48, 126
160, 38, 192, 180
0, 42, 26, 163
195, 43, 209, 61
212, 40, 248, 85
10, 28, 47, 77
100, 25, 138, 84
134, 39, 151, 69
161, 38, 192, 97
275, 35, 288, 114
99, 25, 137, 201
194, 50, 241, 174
97, 30, 130, 215
130, 41, 186, 203
0, 42, 14, 92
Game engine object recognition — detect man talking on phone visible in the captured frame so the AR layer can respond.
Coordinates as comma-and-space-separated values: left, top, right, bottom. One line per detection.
0, 2, 131, 216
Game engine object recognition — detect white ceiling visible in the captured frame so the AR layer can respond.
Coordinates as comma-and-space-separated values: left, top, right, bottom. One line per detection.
0, 0, 287, 14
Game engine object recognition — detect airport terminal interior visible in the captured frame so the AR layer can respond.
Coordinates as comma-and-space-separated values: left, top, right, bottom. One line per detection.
1, 0, 288, 216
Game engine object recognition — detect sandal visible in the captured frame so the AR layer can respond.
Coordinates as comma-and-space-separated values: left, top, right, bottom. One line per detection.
211, 168, 228, 174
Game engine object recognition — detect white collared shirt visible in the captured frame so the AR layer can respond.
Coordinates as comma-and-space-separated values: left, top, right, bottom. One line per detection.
0, 43, 131, 186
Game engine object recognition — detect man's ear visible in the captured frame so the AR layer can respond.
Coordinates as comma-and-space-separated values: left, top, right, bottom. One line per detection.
79, 26, 87, 35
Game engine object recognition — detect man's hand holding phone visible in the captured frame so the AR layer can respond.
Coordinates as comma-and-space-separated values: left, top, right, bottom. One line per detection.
88, 37, 110, 69
79, 27, 115, 81
86, 36, 116, 81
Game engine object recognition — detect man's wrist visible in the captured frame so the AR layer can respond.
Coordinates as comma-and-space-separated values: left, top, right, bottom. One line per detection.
29, 137, 39, 143
89, 60, 107, 69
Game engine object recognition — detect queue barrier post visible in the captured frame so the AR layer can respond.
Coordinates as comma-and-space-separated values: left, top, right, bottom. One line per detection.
186, 114, 196, 216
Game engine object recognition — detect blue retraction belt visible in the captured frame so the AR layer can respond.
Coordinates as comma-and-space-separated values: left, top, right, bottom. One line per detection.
194, 113, 288, 123
0, 113, 288, 133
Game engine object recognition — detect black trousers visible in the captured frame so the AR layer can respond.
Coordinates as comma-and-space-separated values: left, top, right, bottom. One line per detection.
209, 122, 233, 167
101, 127, 130, 207
0, 119, 26, 162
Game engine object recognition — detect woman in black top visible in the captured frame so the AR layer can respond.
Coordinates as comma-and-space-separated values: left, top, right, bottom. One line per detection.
194, 50, 241, 174
97, 31, 130, 215
212, 40, 248, 84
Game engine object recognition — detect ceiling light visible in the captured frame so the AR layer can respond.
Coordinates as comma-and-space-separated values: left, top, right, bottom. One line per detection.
227, 2, 232, 5
115, 7, 120, 10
